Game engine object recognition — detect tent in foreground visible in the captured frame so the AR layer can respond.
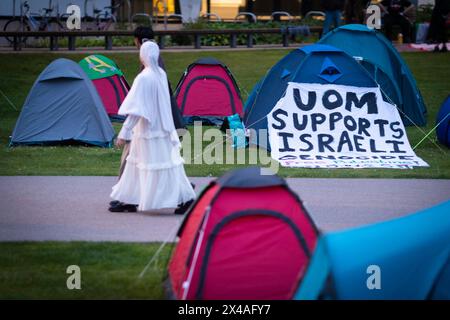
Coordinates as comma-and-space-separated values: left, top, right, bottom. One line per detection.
167, 167, 318, 300
11, 58, 115, 147
319, 24, 427, 126
175, 58, 243, 125
79, 54, 130, 122
294, 200, 450, 300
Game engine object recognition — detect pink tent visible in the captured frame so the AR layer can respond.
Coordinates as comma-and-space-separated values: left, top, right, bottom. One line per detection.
168, 167, 318, 300
175, 58, 243, 123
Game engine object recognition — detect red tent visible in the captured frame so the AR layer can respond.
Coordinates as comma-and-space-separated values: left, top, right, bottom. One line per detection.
79, 55, 130, 121
92, 75, 129, 120
167, 167, 318, 300
175, 58, 243, 124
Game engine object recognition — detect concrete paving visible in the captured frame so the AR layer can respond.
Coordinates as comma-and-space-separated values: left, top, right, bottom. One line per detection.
0, 176, 449, 242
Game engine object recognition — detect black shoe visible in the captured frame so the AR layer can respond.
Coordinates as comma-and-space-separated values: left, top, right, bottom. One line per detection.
174, 199, 194, 215
109, 203, 138, 213
109, 200, 121, 207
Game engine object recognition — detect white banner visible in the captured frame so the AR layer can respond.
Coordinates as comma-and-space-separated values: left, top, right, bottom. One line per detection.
268, 83, 429, 169
179, 0, 202, 23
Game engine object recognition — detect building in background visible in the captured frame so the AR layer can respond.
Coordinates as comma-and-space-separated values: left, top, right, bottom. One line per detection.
118, 0, 306, 21
149, 0, 247, 20
1, 0, 111, 18
0, 0, 332, 22
201, 0, 304, 19
240, 0, 302, 17
204, 0, 245, 19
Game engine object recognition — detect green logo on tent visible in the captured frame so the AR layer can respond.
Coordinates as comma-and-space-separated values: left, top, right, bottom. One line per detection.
79, 54, 123, 80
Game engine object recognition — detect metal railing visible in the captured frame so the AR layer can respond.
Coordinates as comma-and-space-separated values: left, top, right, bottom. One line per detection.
303, 11, 326, 20
271, 11, 293, 21
0, 27, 323, 51
201, 13, 222, 22
234, 12, 257, 23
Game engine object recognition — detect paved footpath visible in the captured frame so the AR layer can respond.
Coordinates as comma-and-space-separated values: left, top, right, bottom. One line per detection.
0, 176, 449, 242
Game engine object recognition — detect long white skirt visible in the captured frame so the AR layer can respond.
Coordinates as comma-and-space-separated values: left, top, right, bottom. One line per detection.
110, 127, 195, 211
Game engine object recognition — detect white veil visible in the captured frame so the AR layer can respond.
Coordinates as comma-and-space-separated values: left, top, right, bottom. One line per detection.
118, 41, 178, 144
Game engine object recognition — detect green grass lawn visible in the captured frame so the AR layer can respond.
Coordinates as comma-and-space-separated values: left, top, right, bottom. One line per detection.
0, 242, 171, 299
0, 50, 449, 178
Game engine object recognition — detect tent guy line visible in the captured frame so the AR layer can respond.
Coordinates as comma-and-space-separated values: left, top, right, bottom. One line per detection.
413, 112, 450, 150
0, 88, 18, 111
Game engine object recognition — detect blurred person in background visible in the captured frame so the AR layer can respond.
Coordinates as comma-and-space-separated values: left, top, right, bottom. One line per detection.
380, 0, 416, 43
321, 0, 346, 36
344, 0, 370, 24
427, 0, 449, 52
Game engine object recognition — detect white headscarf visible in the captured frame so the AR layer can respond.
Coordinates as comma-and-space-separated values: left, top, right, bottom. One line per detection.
118, 41, 178, 144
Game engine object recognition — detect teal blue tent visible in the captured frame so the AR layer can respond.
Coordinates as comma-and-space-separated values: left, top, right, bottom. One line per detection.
243, 44, 379, 150
319, 24, 427, 126
11, 58, 115, 147
294, 200, 450, 300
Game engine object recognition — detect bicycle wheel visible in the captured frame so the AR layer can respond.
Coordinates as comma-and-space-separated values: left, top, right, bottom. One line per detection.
95, 14, 107, 31
58, 14, 71, 31
46, 21, 64, 32
103, 17, 116, 31
96, 13, 116, 31
3, 18, 30, 44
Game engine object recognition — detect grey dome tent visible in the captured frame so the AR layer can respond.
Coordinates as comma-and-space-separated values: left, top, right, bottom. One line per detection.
11, 58, 115, 147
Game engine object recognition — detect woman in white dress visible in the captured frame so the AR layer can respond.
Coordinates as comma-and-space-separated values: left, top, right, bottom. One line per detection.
110, 41, 195, 213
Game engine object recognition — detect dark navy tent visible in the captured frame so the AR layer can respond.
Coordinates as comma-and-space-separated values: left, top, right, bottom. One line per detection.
436, 95, 450, 148
244, 44, 379, 150
11, 58, 115, 147
294, 200, 450, 300
319, 24, 427, 126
